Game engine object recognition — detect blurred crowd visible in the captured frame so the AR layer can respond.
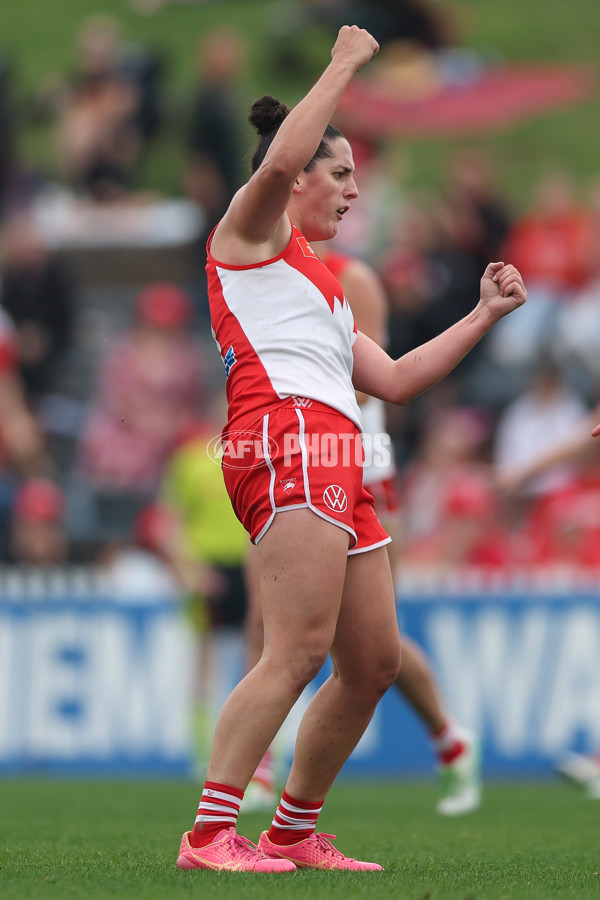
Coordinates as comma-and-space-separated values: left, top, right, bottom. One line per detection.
1, 2, 600, 611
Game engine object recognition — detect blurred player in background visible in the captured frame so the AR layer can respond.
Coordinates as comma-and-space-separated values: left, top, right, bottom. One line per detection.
159, 411, 251, 769
499, 406, 600, 798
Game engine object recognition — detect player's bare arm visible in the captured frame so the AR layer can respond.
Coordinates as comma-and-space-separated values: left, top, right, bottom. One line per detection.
352, 262, 527, 404
212, 26, 378, 261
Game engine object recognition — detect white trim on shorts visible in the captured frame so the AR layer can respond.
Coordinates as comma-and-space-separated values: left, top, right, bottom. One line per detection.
296, 408, 357, 546
253, 408, 358, 548
347, 536, 392, 556
254, 412, 278, 544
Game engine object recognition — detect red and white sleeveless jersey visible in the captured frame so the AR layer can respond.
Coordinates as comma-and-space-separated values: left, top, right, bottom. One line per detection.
207, 224, 362, 431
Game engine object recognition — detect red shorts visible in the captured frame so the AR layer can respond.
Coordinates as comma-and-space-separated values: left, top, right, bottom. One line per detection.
221, 399, 391, 554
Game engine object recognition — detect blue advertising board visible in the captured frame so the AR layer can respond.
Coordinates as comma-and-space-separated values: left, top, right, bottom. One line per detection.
1, 580, 599, 778
0, 596, 194, 775
339, 591, 600, 777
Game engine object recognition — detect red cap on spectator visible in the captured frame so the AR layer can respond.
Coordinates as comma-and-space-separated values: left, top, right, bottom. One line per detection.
15, 479, 65, 522
133, 503, 177, 552
135, 283, 193, 328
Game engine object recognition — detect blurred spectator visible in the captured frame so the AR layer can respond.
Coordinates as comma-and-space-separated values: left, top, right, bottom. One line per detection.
49, 15, 163, 193
6, 477, 69, 565
379, 195, 478, 456
443, 147, 513, 274
301, 0, 456, 51
429, 195, 492, 336
520, 441, 600, 570
119, 42, 163, 148
71, 13, 163, 145
363, 0, 466, 101
400, 404, 494, 548
494, 356, 588, 524
403, 469, 512, 570
381, 193, 482, 369
384, 154, 512, 410
379, 197, 437, 362
488, 170, 596, 369
301, 0, 475, 101
54, 68, 140, 193
557, 250, 600, 389
78, 282, 208, 507
97, 501, 181, 600
0, 213, 75, 408
183, 24, 246, 288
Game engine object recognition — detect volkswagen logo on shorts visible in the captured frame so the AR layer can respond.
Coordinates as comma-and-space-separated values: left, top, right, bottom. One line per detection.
206, 431, 279, 469
323, 484, 348, 513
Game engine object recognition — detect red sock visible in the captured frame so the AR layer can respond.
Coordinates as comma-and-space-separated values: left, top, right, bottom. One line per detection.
432, 721, 465, 765
267, 789, 324, 845
189, 781, 243, 848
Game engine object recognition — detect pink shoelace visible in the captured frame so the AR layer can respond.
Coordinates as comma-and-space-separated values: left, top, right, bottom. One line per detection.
224, 832, 264, 861
311, 833, 355, 861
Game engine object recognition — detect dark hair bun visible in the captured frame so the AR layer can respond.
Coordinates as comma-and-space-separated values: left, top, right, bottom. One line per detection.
249, 95, 289, 137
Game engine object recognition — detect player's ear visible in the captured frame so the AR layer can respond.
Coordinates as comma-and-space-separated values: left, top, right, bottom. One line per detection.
292, 172, 305, 194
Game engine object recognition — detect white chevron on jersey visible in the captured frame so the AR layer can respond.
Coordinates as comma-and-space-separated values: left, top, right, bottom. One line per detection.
207, 224, 363, 431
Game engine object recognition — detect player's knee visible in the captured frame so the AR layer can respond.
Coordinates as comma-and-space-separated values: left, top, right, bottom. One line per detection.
300, 648, 331, 687
371, 654, 401, 697
358, 644, 402, 699
286, 643, 331, 695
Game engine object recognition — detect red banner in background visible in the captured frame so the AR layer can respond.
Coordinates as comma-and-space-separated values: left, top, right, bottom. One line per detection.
335, 64, 596, 139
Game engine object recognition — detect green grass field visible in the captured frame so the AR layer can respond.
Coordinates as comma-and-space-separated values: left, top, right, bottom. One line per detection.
2, 778, 599, 899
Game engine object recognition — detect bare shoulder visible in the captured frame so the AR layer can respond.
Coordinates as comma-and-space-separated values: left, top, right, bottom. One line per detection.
210, 196, 292, 266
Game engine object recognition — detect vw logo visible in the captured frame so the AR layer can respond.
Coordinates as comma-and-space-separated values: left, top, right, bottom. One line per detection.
323, 484, 348, 513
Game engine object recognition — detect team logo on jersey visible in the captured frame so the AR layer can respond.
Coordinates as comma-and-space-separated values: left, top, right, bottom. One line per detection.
323, 484, 348, 513
296, 235, 318, 258
280, 477, 296, 495
292, 396, 313, 408
221, 345, 237, 377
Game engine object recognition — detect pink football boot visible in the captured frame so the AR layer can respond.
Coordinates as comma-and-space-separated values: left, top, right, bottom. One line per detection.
177, 828, 296, 872
258, 831, 383, 870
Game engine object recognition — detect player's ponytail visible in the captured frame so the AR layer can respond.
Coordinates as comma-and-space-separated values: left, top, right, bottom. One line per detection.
249, 94, 345, 174
249, 95, 289, 172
